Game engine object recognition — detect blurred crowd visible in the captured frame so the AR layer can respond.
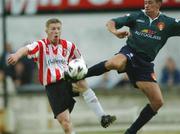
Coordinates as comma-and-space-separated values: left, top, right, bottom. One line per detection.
0, 43, 180, 93
0, 43, 36, 94
160, 57, 180, 87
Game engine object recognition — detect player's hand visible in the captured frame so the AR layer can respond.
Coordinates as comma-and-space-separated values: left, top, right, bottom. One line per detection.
113, 30, 130, 39
7, 54, 19, 65
72, 79, 88, 92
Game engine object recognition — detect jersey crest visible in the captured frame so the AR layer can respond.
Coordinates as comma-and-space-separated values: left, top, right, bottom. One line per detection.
157, 22, 165, 31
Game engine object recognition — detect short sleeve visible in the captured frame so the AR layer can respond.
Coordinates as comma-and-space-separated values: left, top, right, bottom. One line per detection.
112, 12, 138, 29
26, 42, 39, 62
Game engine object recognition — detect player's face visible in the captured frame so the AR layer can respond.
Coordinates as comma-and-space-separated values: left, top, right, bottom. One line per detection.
144, 0, 161, 16
46, 23, 61, 44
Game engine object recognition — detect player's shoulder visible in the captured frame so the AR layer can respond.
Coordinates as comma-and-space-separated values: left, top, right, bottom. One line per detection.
60, 39, 76, 47
124, 11, 141, 16
27, 38, 45, 46
124, 11, 142, 19
61, 38, 73, 44
37, 38, 49, 45
159, 13, 178, 23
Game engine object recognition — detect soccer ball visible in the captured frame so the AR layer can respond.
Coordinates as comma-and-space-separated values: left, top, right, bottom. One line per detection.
68, 59, 88, 80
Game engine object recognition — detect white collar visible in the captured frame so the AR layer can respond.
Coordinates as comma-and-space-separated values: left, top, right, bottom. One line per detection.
141, 9, 161, 21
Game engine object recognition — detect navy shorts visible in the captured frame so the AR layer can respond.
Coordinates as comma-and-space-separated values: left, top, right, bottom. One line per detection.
119, 45, 157, 88
45, 80, 79, 118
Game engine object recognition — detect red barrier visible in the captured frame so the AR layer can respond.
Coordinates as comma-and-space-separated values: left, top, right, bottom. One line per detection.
6, 0, 180, 14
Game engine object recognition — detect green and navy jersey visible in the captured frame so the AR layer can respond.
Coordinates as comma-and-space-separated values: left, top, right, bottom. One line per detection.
112, 10, 180, 62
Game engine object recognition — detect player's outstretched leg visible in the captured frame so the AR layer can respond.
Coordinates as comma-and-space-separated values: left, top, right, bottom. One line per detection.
85, 61, 109, 78
124, 104, 157, 134
101, 115, 117, 128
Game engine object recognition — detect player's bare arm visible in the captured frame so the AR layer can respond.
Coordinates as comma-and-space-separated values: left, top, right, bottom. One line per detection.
106, 20, 129, 39
8, 46, 28, 65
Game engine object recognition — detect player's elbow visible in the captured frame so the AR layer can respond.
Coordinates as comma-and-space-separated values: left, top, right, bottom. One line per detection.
106, 20, 114, 28
106, 20, 117, 34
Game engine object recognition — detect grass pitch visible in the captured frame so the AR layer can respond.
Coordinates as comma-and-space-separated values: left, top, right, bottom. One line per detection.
79, 130, 180, 134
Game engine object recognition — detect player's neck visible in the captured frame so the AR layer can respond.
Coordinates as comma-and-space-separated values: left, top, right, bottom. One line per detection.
49, 39, 59, 46
148, 11, 160, 20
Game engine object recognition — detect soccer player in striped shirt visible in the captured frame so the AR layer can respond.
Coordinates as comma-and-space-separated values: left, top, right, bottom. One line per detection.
8, 18, 116, 134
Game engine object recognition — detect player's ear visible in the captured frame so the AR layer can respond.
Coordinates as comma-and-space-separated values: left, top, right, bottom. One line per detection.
158, 2, 161, 8
157, 1, 162, 8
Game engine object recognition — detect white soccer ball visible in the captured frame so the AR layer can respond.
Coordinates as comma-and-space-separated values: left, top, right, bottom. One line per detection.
68, 59, 88, 80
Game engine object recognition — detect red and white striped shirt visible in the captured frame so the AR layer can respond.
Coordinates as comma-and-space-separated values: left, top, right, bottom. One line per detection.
26, 38, 82, 86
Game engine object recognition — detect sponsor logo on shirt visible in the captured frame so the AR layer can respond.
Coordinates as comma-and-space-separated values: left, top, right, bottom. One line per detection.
47, 58, 66, 66
135, 29, 161, 40
157, 22, 165, 31
141, 29, 156, 35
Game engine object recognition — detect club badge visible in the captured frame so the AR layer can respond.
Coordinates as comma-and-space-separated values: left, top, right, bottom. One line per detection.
157, 22, 165, 31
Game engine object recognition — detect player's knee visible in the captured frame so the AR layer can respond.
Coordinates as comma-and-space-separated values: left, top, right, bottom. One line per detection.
156, 99, 164, 108
105, 58, 126, 70
59, 118, 72, 133
151, 99, 164, 111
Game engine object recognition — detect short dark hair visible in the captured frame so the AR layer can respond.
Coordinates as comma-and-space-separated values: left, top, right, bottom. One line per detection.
46, 18, 62, 28
155, 0, 162, 3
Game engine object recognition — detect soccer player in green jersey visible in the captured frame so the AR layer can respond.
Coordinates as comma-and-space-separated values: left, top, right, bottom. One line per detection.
84, 0, 180, 133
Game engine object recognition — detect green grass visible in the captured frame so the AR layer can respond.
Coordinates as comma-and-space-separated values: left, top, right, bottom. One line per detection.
144, 132, 180, 134
79, 130, 180, 134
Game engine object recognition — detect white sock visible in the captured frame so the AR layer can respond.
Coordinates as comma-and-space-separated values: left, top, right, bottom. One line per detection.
71, 131, 76, 134
82, 88, 105, 120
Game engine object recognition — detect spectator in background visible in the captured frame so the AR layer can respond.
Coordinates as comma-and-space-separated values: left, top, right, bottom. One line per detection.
0, 43, 14, 78
0, 43, 35, 87
12, 60, 26, 87
12, 57, 35, 87
160, 57, 180, 87
0, 43, 34, 87
20, 56, 35, 84
21, 42, 36, 84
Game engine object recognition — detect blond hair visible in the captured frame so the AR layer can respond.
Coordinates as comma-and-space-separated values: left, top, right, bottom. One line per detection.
46, 18, 62, 28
